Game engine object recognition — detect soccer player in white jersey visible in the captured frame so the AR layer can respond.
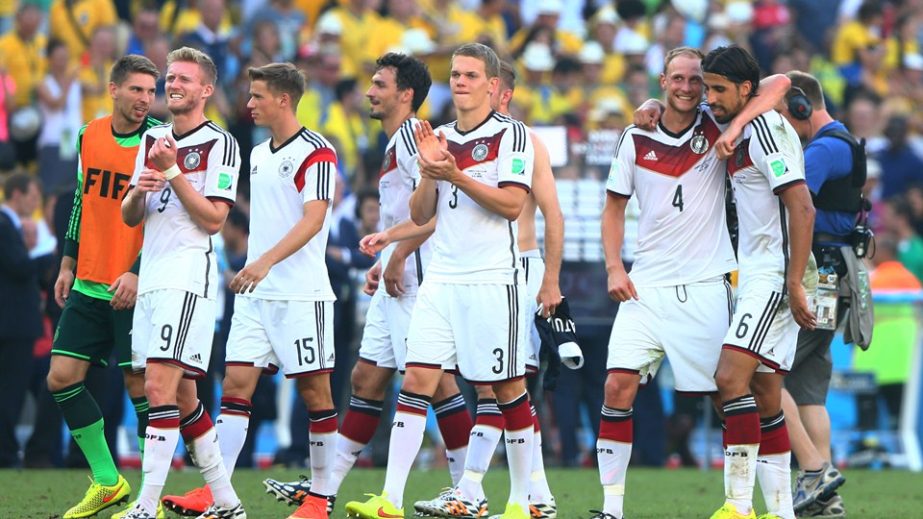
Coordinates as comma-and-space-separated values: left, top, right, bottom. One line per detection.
702, 46, 816, 519
262, 52, 475, 515
120, 47, 244, 519
594, 47, 792, 519
345, 43, 535, 519
161, 63, 340, 519
413, 59, 565, 519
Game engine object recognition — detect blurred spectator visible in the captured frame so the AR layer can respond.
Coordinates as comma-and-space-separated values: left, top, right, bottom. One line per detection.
0, 4, 46, 165
365, 0, 429, 70
613, 0, 650, 56
319, 0, 379, 80
588, 5, 626, 85
78, 27, 116, 122
510, 0, 583, 59
788, 0, 842, 53
831, 0, 890, 96
144, 36, 171, 121
645, 14, 686, 78
853, 233, 922, 428
451, 0, 508, 54
519, 0, 587, 38
905, 184, 923, 237
296, 49, 340, 133
323, 78, 370, 186
529, 56, 580, 125
243, 0, 305, 62
354, 187, 380, 237
622, 65, 653, 112
125, 4, 161, 56
325, 179, 376, 406
748, 0, 792, 72
882, 196, 923, 283
845, 91, 886, 153
48, 0, 116, 64
0, 173, 44, 468
177, 0, 236, 84
579, 41, 631, 125
159, 0, 233, 38
247, 20, 285, 68
876, 115, 923, 200
0, 65, 14, 171
37, 39, 81, 194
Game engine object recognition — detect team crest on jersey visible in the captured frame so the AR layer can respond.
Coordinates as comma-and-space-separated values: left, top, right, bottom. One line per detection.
184, 151, 202, 170
382, 151, 392, 171
735, 147, 746, 167
279, 159, 294, 178
690, 134, 709, 154
472, 143, 489, 162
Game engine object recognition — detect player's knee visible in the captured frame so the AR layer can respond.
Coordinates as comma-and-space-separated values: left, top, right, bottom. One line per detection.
474, 384, 496, 400
144, 378, 175, 407
436, 372, 460, 395
401, 367, 439, 396
349, 361, 392, 400
298, 376, 333, 409
221, 369, 257, 399
492, 379, 526, 403
603, 376, 637, 408
750, 379, 782, 415
714, 366, 746, 399
123, 371, 145, 399
46, 366, 80, 393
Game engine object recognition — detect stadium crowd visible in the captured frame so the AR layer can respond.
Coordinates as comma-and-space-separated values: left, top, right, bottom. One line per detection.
2, 0, 923, 518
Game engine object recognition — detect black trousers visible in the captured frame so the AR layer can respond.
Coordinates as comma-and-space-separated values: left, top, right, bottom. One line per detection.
0, 339, 35, 467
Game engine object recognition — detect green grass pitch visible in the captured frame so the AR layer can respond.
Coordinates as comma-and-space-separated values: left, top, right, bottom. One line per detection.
1, 468, 921, 518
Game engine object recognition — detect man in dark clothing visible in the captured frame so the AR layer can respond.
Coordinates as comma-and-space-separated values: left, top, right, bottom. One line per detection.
0, 173, 44, 466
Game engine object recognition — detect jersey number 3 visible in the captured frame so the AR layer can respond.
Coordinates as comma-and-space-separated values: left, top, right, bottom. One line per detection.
448, 184, 459, 209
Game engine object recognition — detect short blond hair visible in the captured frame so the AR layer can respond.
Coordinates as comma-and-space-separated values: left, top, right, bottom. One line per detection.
663, 46, 704, 75
167, 46, 218, 85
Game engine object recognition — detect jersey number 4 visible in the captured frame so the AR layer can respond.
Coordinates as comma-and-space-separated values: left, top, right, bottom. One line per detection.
672, 185, 684, 212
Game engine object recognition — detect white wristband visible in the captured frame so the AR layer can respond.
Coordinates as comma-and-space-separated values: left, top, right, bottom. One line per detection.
163, 164, 181, 181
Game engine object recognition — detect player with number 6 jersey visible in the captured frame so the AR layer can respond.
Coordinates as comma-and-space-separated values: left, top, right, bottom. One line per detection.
595, 47, 792, 519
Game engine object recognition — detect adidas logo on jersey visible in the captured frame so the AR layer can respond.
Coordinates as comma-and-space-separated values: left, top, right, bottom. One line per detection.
643, 150, 659, 161
190, 353, 203, 364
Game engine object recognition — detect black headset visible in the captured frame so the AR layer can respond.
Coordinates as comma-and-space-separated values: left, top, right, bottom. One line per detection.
787, 86, 813, 121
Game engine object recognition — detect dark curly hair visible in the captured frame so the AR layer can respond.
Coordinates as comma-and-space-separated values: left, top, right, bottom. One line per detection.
703, 46, 761, 97
375, 53, 432, 112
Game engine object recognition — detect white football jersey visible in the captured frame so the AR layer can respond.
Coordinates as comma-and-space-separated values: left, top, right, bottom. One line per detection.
426, 111, 534, 284
245, 127, 338, 301
378, 118, 431, 296
726, 110, 806, 283
132, 121, 240, 298
606, 108, 736, 287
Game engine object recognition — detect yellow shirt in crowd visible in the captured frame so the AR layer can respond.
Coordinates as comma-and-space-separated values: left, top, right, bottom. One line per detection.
79, 60, 113, 121
0, 31, 47, 108
49, 0, 117, 63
